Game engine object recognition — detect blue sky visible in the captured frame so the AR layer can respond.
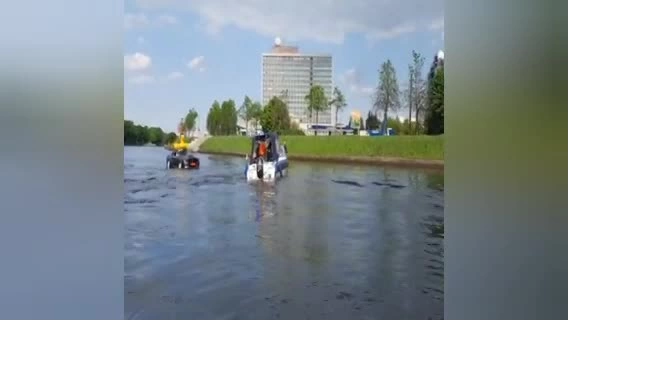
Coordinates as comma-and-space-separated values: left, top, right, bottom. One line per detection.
124, 0, 444, 133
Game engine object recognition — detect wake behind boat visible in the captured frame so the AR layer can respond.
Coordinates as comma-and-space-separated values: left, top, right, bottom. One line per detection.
245, 132, 288, 181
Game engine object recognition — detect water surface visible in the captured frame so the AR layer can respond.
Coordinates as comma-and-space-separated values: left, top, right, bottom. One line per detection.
125, 146, 444, 319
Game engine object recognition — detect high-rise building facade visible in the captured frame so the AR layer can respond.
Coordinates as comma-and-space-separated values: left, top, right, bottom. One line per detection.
261, 39, 333, 128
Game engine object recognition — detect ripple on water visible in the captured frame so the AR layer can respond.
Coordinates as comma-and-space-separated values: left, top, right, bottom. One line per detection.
124, 198, 158, 205
124, 147, 444, 319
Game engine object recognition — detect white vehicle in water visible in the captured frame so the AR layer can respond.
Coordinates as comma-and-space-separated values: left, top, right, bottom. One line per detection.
244, 132, 289, 182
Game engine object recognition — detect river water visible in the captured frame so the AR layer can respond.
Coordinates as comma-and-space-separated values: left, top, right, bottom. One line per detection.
124, 146, 444, 319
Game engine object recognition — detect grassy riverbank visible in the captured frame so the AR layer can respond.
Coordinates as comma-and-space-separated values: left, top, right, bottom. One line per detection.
199, 135, 444, 162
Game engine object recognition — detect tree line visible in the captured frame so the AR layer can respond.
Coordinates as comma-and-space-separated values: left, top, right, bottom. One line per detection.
294, 50, 444, 135
124, 120, 177, 146
370, 50, 444, 135
125, 49, 444, 141
180, 96, 306, 137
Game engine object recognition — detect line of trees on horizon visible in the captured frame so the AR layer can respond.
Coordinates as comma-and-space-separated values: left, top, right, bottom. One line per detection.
124, 120, 177, 146
198, 95, 306, 136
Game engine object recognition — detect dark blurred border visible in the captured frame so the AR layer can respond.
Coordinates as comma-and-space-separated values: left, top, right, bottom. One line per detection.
0, 1, 123, 319
445, 0, 567, 319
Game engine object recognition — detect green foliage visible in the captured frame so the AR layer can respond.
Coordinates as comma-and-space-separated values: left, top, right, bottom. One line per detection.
387, 117, 407, 135
164, 132, 178, 145
402, 119, 422, 135
206, 99, 238, 135
330, 87, 347, 125
373, 59, 400, 132
219, 99, 238, 135
365, 111, 380, 130
239, 96, 262, 133
200, 135, 444, 160
147, 126, 165, 144
305, 85, 329, 123
403, 50, 426, 133
206, 100, 222, 135
425, 65, 444, 135
124, 120, 170, 146
386, 118, 420, 135
249, 102, 262, 127
238, 96, 251, 127
184, 108, 198, 136
261, 96, 292, 133
278, 127, 306, 136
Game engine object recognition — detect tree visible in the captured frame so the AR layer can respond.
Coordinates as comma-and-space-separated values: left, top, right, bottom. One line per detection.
412, 53, 427, 134
425, 60, 444, 135
123, 120, 169, 146
365, 110, 380, 130
239, 96, 251, 131
219, 99, 238, 135
387, 117, 404, 135
206, 100, 222, 135
124, 120, 135, 144
403, 51, 426, 134
183, 109, 198, 137
373, 59, 400, 133
164, 132, 178, 145
330, 87, 347, 125
248, 102, 262, 132
279, 89, 289, 107
305, 85, 329, 123
261, 96, 291, 133
400, 119, 416, 135
405, 61, 414, 131
147, 126, 164, 145
239, 96, 263, 134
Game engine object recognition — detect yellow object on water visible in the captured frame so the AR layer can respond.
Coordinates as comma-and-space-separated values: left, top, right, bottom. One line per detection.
172, 134, 189, 150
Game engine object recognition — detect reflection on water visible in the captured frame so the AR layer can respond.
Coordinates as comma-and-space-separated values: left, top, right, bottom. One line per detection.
125, 146, 444, 319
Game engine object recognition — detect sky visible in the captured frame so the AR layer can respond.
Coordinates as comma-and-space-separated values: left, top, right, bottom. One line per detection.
124, 0, 444, 133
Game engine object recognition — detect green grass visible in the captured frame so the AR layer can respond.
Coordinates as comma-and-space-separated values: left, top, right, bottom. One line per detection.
199, 135, 444, 160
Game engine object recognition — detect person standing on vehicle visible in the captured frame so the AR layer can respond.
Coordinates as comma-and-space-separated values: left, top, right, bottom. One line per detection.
257, 140, 267, 159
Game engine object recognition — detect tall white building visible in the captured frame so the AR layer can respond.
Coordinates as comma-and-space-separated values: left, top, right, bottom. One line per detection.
261, 38, 333, 129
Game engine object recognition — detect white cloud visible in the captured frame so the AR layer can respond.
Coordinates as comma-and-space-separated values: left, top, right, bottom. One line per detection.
124, 52, 152, 71
132, 0, 444, 44
127, 74, 155, 84
340, 68, 374, 96
124, 12, 178, 29
429, 18, 444, 31
166, 71, 184, 80
186, 56, 206, 72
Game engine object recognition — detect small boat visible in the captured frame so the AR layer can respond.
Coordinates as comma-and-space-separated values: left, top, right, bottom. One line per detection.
166, 135, 200, 169
245, 132, 288, 181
